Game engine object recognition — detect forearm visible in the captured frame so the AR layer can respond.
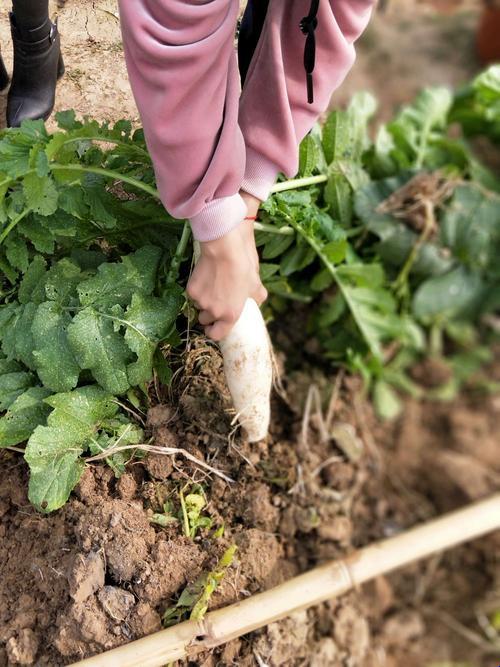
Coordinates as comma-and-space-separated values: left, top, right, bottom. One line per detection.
118, 0, 247, 241
239, 0, 375, 202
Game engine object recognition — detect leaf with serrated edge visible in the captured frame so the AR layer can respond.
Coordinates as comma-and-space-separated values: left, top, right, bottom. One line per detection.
5, 235, 29, 273
32, 302, 80, 392
24, 385, 117, 511
123, 291, 182, 387
1, 303, 37, 369
76, 246, 162, 308
67, 307, 132, 394
44, 258, 82, 304
23, 172, 59, 216
0, 386, 52, 447
18, 255, 47, 304
0, 370, 35, 410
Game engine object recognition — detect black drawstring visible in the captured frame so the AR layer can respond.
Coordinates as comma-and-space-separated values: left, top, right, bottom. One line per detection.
300, 0, 320, 104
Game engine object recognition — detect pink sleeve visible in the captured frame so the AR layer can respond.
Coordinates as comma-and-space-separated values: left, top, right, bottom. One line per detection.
117, 0, 247, 241
118, 1, 375, 242
239, 0, 376, 202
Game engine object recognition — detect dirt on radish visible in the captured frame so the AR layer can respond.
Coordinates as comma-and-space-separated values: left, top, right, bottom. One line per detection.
0, 342, 498, 666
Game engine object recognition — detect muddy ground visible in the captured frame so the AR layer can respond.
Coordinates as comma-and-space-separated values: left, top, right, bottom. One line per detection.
0, 0, 499, 666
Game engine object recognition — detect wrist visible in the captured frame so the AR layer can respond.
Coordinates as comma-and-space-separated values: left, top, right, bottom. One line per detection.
240, 190, 262, 219
199, 225, 244, 261
189, 193, 247, 242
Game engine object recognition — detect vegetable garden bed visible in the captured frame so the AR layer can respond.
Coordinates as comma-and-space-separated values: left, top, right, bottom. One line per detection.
1, 65, 500, 666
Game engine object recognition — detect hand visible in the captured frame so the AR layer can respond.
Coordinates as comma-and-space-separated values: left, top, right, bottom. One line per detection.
187, 221, 267, 341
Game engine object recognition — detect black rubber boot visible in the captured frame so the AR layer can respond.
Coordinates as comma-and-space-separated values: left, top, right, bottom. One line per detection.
0, 52, 8, 91
7, 13, 64, 127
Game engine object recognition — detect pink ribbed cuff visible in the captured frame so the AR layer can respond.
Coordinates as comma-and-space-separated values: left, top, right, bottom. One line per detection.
189, 193, 248, 242
240, 146, 279, 202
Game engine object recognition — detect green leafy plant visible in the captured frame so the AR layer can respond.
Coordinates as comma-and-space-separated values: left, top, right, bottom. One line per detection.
450, 65, 500, 144
149, 499, 179, 528
149, 484, 213, 538
256, 67, 500, 416
1, 66, 500, 513
180, 485, 213, 539
162, 545, 237, 626
0, 114, 188, 512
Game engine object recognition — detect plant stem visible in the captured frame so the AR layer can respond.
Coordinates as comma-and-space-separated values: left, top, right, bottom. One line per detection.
0, 162, 158, 249
179, 489, 191, 538
166, 221, 191, 286
0, 161, 161, 222
393, 200, 435, 296
345, 225, 366, 238
270, 174, 327, 193
254, 221, 294, 236
282, 211, 381, 359
50, 164, 160, 199
59, 136, 150, 159
269, 290, 312, 303
430, 321, 444, 357
98, 312, 151, 341
0, 208, 32, 246
415, 118, 432, 169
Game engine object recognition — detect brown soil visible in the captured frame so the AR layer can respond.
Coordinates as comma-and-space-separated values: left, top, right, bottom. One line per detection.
0, 1, 499, 665
0, 340, 499, 666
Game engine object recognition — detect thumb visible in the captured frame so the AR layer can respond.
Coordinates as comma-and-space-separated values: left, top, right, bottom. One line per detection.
252, 284, 268, 306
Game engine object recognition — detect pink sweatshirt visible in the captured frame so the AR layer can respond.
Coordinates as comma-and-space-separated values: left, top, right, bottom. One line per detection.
118, 0, 375, 241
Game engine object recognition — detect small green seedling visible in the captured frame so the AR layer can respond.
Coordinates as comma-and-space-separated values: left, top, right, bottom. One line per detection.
179, 485, 212, 539
149, 485, 215, 537
149, 499, 179, 528
212, 523, 225, 539
162, 544, 237, 627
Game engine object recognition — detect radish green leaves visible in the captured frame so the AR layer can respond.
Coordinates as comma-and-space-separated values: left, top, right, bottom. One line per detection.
1, 66, 500, 512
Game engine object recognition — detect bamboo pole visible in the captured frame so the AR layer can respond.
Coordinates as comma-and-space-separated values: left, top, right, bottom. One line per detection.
70, 494, 500, 667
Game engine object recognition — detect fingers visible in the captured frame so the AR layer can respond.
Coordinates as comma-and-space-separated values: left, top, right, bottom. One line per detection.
206, 305, 240, 341
205, 319, 234, 342
196, 285, 267, 340
198, 305, 241, 341
198, 304, 234, 325
197, 310, 214, 326
186, 279, 201, 305
253, 284, 268, 306
187, 248, 267, 342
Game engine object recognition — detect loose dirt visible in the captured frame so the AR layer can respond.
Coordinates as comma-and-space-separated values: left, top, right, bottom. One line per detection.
0, 340, 498, 666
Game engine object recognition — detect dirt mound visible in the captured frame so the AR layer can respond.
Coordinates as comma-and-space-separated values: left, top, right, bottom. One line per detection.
0, 343, 498, 666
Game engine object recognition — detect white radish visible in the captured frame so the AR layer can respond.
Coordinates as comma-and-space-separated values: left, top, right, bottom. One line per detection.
219, 298, 273, 442
192, 241, 273, 441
